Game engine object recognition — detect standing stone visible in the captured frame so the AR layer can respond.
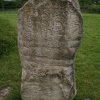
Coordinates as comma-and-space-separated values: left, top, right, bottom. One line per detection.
18, 0, 83, 100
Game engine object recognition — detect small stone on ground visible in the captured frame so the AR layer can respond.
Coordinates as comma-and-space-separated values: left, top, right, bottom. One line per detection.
0, 87, 11, 100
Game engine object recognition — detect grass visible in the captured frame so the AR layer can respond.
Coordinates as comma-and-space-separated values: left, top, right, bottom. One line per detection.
75, 14, 100, 100
0, 12, 100, 100
0, 12, 21, 100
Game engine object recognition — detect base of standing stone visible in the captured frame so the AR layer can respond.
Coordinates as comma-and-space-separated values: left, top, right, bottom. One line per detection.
21, 66, 76, 100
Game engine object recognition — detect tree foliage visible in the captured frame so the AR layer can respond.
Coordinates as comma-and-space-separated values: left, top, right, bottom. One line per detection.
79, 0, 100, 6
0, 0, 5, 10
0, 0, 100, 13
79, 0, 100, 13
0, 0, 28, 10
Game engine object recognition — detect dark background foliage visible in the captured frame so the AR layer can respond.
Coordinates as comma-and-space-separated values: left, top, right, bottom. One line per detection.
79, 0, 100, 13
0, 0, 100, 13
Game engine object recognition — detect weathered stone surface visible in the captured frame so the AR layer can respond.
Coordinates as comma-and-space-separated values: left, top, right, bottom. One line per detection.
18, 0, 83, 100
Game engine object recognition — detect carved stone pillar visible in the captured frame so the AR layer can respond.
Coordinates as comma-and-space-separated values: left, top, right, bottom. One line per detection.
18, 0, 83, 100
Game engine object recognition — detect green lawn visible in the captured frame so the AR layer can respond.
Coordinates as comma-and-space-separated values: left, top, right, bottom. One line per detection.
0, 12, 100, 100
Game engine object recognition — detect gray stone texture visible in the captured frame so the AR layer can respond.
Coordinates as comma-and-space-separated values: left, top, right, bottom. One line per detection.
18, 0, 83, 100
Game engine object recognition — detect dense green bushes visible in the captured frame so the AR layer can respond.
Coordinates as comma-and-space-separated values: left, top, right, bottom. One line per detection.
0, 0, 100, 13
80, 4, 100, 13
0, 17, 17, 57
79, 0, 100, 13
90, 4, 100, 13
0, 0, 27, 10
1, 1, 21, 9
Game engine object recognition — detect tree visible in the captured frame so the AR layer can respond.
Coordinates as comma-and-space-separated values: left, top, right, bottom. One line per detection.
79, 0, 93, 7
15, 0, 22, 8
0, 0, 5, 10
93, 0, 100, 4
